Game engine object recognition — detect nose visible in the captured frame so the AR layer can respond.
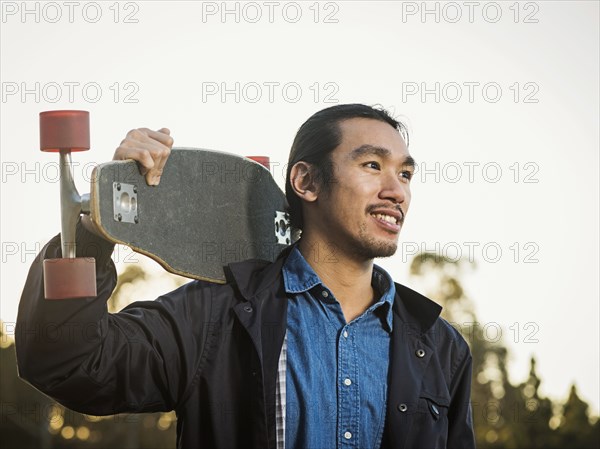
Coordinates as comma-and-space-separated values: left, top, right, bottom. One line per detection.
379, 170, 408, 205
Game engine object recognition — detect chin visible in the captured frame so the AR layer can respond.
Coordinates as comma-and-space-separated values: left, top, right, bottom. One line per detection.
353, 239, 398, 259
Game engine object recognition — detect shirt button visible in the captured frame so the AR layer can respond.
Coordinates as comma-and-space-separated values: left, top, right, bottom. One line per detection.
343, 378, 352, 386
321, 290, 329, 298
344, 431, 352, 439
415, 348, 426, 358
398, 403, 408, 412
343, 330, 348, 338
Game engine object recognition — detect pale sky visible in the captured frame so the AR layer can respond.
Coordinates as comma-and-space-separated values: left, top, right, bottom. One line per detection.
1, 1, 598, 415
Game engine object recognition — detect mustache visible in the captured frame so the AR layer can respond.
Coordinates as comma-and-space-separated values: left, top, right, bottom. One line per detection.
367, 204, 405, 224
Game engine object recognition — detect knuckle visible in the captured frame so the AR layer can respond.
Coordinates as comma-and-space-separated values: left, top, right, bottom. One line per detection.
119, 138, 133, 149
114, 143, 131, 156
127, 128, 145, 140
140, 149, 153, 161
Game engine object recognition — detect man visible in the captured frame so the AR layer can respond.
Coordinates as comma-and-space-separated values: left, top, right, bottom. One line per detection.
16, 104, 475, 448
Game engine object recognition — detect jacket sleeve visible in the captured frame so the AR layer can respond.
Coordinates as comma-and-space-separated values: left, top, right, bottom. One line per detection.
447, 345, 476, 448
15, 221, 212, 415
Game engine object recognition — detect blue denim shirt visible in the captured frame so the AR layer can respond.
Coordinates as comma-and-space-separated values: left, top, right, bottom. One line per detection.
283, 246, 395, 449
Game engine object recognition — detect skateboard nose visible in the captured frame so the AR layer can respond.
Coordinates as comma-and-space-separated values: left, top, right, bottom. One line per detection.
246, 156, 270, 170
40, 110, 90, 152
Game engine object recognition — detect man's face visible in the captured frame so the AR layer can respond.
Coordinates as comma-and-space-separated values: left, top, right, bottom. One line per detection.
313, 118, 414, 260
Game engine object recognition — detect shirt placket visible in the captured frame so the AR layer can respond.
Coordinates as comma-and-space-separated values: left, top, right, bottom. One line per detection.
338, 322, 359, 448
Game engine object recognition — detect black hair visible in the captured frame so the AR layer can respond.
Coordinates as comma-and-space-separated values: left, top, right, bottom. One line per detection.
285, 103, 408, 230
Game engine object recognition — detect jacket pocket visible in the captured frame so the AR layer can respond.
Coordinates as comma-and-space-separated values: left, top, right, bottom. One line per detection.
425, 397, 446, 421
404, 392, 450, 448
419, 391, 450, 421
424, 392, 451, 448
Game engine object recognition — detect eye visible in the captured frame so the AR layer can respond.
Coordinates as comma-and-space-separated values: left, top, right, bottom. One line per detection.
364, 161, 381, 170
400, 170, 413, 181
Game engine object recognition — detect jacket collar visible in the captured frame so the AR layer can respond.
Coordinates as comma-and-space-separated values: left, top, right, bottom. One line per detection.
227, 243, 442, 332
225, 244, 295, 300
393, 282, 442, 333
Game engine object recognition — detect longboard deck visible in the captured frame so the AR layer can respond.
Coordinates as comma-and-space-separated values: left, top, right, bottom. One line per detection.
89, 148, 290, 283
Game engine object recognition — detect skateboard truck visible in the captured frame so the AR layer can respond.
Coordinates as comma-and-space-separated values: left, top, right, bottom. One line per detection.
40, 110, 97, 299
274, 211, 291, 245
246, 156, 291, 245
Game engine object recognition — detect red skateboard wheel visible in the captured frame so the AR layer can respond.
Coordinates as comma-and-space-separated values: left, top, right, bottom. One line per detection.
40, 110, 90, 152
43, 257, 97, 299
246, 156, 270, 170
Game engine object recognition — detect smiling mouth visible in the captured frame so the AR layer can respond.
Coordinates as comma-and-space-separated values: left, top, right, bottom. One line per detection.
368, 204, 404, 227
371, 213, 399, 225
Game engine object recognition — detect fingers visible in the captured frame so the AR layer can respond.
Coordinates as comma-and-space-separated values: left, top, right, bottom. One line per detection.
147, 128, 172, 185
146, 128, 172, 145
113, 127, 174, 186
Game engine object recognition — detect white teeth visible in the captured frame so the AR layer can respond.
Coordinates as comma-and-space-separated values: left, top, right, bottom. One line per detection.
373, 213, 398, 225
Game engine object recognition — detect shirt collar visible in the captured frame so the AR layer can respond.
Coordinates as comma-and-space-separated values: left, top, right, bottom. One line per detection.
283, 246, 395, 332
282, 245, 323, 293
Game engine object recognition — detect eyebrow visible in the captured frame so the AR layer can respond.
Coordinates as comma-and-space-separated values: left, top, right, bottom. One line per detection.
350, 144, 416, 168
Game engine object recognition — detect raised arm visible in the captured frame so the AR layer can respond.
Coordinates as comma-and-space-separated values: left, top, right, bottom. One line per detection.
15, 127, 210, 415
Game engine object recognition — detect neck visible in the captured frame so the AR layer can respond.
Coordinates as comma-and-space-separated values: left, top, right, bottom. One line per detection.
298, 234, 375, 323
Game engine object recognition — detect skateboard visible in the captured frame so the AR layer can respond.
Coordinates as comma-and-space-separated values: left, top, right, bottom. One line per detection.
89, 147, 291, 283
39, 110, 291, 299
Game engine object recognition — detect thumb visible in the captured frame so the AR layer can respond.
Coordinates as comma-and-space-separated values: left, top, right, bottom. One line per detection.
157, 127, 170, 135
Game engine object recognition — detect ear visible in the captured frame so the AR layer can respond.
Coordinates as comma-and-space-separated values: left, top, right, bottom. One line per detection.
289, 161, 319, 203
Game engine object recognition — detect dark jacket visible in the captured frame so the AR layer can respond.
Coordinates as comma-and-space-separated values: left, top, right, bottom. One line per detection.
16, 226, 475, 448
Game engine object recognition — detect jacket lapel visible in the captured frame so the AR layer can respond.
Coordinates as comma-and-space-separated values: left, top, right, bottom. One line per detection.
229, 248, 292, 448
386, 283, 442, 448
229, 247, 292, 364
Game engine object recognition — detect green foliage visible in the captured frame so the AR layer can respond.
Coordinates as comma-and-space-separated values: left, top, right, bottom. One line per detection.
409, 252, 599, 449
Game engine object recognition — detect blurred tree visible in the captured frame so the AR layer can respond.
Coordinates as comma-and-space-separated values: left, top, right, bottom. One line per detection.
108, 263, 148, 312
507, 357, 556, 448
1, 256, 186, 448
409, 252, 599, 448
1, 324, 54, 448
556, 384, 600, 448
